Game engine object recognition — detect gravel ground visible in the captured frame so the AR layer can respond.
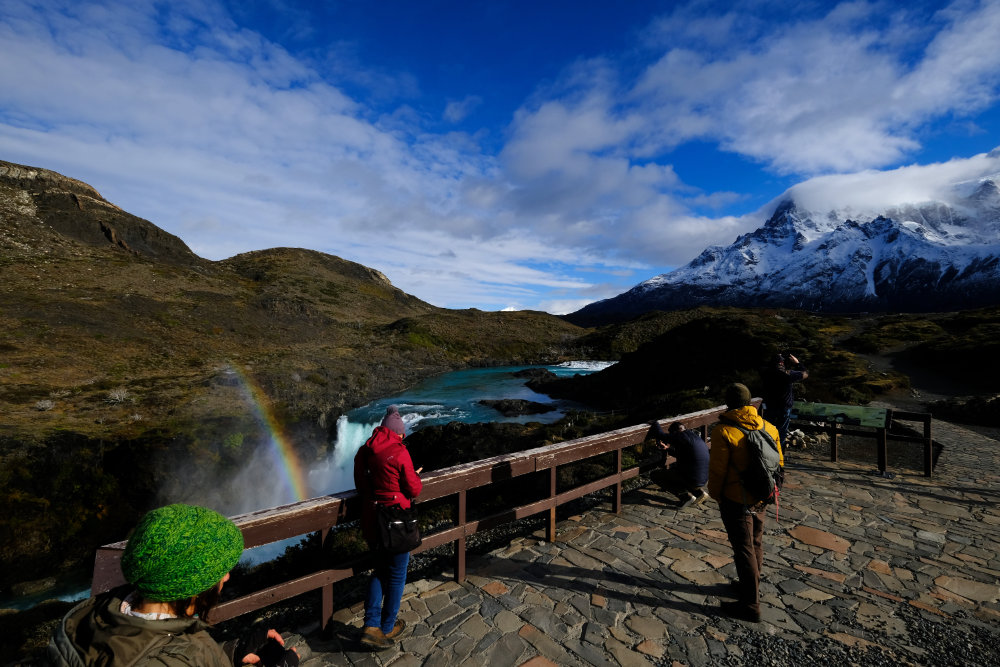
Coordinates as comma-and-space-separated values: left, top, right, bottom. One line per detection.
712, 607, 999, 667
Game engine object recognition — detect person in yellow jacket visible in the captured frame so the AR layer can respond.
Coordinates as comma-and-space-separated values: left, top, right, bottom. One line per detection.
708, 383, 784, 623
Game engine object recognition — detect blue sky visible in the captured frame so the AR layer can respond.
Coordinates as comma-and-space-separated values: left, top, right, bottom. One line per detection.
2, 1, 1000, 313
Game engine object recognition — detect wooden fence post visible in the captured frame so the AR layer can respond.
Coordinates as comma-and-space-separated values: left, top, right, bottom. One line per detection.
455, 490, 467, 582
547, 467, 557, 542
612, 448, 623, 514
877, 428, 888, 474
924, 415, 934, 477
320, 526, 333, 631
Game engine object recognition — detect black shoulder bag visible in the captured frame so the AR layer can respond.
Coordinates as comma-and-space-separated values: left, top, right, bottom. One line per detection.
374, 502, 422, 555
364, 445, 422, 554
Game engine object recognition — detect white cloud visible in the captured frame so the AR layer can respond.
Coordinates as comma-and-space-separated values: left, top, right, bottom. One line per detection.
443, 95, 483, 123
537, 299, 599, 316
896, 0, 1000, 116
3, 1, 1000, 315
784, 146, 1000, 215
634, 1, 1000, 173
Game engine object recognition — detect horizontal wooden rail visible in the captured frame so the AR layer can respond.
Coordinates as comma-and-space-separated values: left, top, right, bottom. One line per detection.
792, 408, 933, 477
91, 402, 756, 627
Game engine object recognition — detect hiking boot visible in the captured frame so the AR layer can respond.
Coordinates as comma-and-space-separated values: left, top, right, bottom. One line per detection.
694, 489, 710, 504
384, 619, 409, 641
720, 600, 761, 623
678, 492, 696, 508
360, 626, 392, 651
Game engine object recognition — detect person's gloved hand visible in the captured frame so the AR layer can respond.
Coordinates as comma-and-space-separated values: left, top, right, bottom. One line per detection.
244, 637, 299, 667
238, 629, 298, 666
233, 627, 271, 664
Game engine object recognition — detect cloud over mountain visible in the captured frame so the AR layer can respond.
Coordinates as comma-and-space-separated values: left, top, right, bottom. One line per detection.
568, 147, 1000, 324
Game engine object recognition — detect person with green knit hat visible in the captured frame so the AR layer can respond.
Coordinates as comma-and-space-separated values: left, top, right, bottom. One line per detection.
121, 503, 244, 603
48, 504, 299, 667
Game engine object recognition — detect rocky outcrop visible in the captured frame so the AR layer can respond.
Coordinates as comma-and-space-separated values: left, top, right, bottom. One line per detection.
512, 368, 557, 382
0, 159, 204, 265
478, 398, 556, 416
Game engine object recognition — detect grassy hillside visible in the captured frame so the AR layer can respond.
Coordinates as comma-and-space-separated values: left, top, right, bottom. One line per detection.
840, 309, 1000, 392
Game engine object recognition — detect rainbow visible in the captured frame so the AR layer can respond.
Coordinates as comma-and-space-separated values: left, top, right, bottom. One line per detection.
228, 364, 310, 503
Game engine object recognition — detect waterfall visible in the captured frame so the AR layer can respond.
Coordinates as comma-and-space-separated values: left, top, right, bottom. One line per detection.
308, 415, 380, 496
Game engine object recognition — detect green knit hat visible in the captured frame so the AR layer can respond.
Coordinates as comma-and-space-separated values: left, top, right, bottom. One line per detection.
121, 504, 244, 602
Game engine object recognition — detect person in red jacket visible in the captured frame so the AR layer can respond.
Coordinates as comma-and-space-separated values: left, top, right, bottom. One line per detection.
353, 405, 422, 650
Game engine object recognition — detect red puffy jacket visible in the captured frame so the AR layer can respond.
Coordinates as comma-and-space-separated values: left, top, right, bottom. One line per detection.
353, 426, 423, 545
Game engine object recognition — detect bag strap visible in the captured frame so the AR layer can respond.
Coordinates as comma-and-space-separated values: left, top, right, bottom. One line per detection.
362, 437, 407, 507
722, 416, 778, 447
361, 439, 380, 505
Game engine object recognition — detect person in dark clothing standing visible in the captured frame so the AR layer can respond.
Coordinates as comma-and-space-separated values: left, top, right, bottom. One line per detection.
761, 353, 808, 448
648, 421, 710, 507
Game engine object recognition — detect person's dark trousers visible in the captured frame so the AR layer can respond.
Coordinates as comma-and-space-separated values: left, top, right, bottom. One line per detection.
764, 406, 791, 449
651, 466, 702, 500
719, 497, 764, 615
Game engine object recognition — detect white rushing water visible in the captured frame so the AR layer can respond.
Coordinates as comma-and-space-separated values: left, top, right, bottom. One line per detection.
307, 416, 380, 497
555, 360, 617, 372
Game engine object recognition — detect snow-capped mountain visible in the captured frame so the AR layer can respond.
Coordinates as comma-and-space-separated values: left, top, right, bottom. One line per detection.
568, 156, 1000, 325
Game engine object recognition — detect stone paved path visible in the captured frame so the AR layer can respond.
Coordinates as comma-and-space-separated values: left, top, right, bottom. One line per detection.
280, 417, 1000, 666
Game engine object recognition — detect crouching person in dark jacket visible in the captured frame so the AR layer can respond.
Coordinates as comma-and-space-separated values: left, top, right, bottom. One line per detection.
48, 504, 298, 667
648, 420, 710, 507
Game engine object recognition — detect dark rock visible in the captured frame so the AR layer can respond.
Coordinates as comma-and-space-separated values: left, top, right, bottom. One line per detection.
10, 577, 57, 597
478, 399, 556, 416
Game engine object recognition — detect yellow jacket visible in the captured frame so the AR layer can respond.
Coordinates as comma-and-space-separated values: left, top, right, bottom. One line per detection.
708, 405, 784, 504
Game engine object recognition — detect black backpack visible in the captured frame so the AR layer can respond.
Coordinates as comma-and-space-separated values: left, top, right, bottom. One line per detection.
723, 419, 783, 505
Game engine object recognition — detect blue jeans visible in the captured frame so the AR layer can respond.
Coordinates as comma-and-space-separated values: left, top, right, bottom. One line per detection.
364, 551, 410, 634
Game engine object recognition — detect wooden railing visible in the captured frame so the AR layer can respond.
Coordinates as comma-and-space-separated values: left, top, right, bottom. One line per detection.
91, 402, 747, 627
791, 408, 934, 477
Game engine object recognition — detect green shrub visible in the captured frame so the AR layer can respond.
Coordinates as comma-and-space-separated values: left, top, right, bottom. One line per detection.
223, 432, 245, 451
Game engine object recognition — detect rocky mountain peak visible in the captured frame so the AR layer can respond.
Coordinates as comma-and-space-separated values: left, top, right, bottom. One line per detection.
971, 178, 1000, 208
0, 160, 106, 202
568, 170, 1000, 325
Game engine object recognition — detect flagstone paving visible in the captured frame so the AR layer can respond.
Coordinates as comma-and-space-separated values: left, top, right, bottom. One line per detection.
281, 417, 1000, 666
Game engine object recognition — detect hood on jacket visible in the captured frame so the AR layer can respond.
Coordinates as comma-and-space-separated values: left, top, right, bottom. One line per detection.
365, 426, 404, 455
722, 405, 765, 430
